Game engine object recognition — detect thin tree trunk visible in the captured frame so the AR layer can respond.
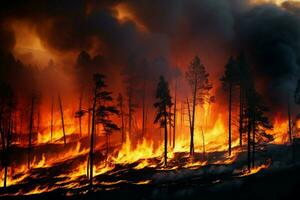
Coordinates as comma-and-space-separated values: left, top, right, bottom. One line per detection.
50, 95, 54, 141
186, 98, 192, 139
79, 93, 83, 137
288, 93, 292, 144
37, 106, 40, 134
168, 106, 172, 146
191, 77, 197, 156
4, 108, 12, 188
239, 86, 243, 147
89, 88, 97, 188
28, 95, 35, 169
120, 98, 125, 144
173, 82, 177, 148
128, 92, 132, 136
252, 110, 255, 168
58, 94, 66, 145
228, 83, 232, 156
88, 109, 91, 136
247, 113, 251, 172
164, 105, 168, 166
142, 83, 146, 138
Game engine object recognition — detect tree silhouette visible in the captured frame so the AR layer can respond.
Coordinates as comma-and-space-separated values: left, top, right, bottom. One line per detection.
89, 73, 119, 187
154, 76, 173, 166
221, 56, 239, 156
236, 53, 250, 147
185, 56, 212, 156
0, 81, 16, 187
117, 94, 125, 144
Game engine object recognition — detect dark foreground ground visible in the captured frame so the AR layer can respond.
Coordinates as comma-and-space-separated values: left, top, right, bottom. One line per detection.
1, 142, 299, 200
2, 161, 300, 200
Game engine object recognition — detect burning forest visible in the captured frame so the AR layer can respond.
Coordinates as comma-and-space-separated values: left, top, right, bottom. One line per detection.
1, 0, 300, 199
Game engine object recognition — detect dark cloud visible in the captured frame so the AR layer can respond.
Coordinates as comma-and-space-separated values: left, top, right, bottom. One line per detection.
1, 0, 300, 111
235, 4, 300, 107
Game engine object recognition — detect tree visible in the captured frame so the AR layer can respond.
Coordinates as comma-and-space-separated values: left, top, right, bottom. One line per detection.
89, 73, 119, 187
245, 89, 273, 169
28, 91, 37, 169
154, 76, 173, 166
172, 81, 177, 148
0, 81, 16, 187
117, 94, 125, 144
221, 56, 239, 156
185, 56, 212, 156
236, 54, 250, 147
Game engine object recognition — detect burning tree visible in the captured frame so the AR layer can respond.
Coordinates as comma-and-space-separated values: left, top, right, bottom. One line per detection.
89, 73, 119, 187
0, 81, 16, 188
185, 56, 212, 156
221, 56, 239, 156
154, 76, 173, 166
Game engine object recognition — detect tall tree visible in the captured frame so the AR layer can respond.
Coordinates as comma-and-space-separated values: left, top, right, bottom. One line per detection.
154, 76, 173, 166
221, 56, 238, 156
185, 56, 212, 156
0, 82, 16, 187
89, 73, 119, 187
236, 54, 249, 147
245, 89, 273, 169
28, 92, 36, 169
172, 81, 177, 148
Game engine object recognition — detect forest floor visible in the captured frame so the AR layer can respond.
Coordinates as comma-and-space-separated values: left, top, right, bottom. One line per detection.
0, 139, 299, 200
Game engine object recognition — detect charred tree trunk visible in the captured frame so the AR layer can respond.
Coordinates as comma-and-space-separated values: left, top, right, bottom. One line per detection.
187, 98, 192, 139
119, 97, 125, 144
239, 86, 243, 147
79, 92, 83, 137
4, 107, 12, 188
168, 106, 172, 147
37, 106, 40, 135
28, 95, 35, 169
190, 77, 197, 156
228, 82, 232, 156
88, 108, 91, 136
288, 93, 292, 144
50, 96, 54, 141
164, 105, 168, 166
247, 113, 252, 172
142, 82, 146, 138
128, 93, 132, 136
252, 109, 256, 168
89, 88, 97, 187
173, 82, 177, 148
288, 93, 295, 163
58, 94, 66, 145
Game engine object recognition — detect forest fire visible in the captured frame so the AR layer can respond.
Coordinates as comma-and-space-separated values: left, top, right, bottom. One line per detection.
1, 0, 300, 199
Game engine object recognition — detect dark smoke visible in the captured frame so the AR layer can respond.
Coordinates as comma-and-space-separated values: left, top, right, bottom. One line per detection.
1, 0, 300, 113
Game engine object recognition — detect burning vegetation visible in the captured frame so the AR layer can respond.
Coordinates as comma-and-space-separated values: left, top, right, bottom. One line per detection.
1, 0, 300, 199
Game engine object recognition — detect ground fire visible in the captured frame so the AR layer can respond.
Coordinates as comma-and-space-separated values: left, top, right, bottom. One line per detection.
1, 0, 300, 200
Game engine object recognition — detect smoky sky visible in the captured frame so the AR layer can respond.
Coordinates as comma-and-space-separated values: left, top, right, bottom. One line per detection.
1, 0, 300, 111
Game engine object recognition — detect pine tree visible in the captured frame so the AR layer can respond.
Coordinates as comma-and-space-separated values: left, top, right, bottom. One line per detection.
221, 56, 239, 155
154, 76, 173, 166
185, 56, 212, 156
89, 73, 119, 187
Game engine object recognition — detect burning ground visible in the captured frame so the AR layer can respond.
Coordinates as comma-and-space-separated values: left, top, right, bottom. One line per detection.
2, 0, 300, 199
